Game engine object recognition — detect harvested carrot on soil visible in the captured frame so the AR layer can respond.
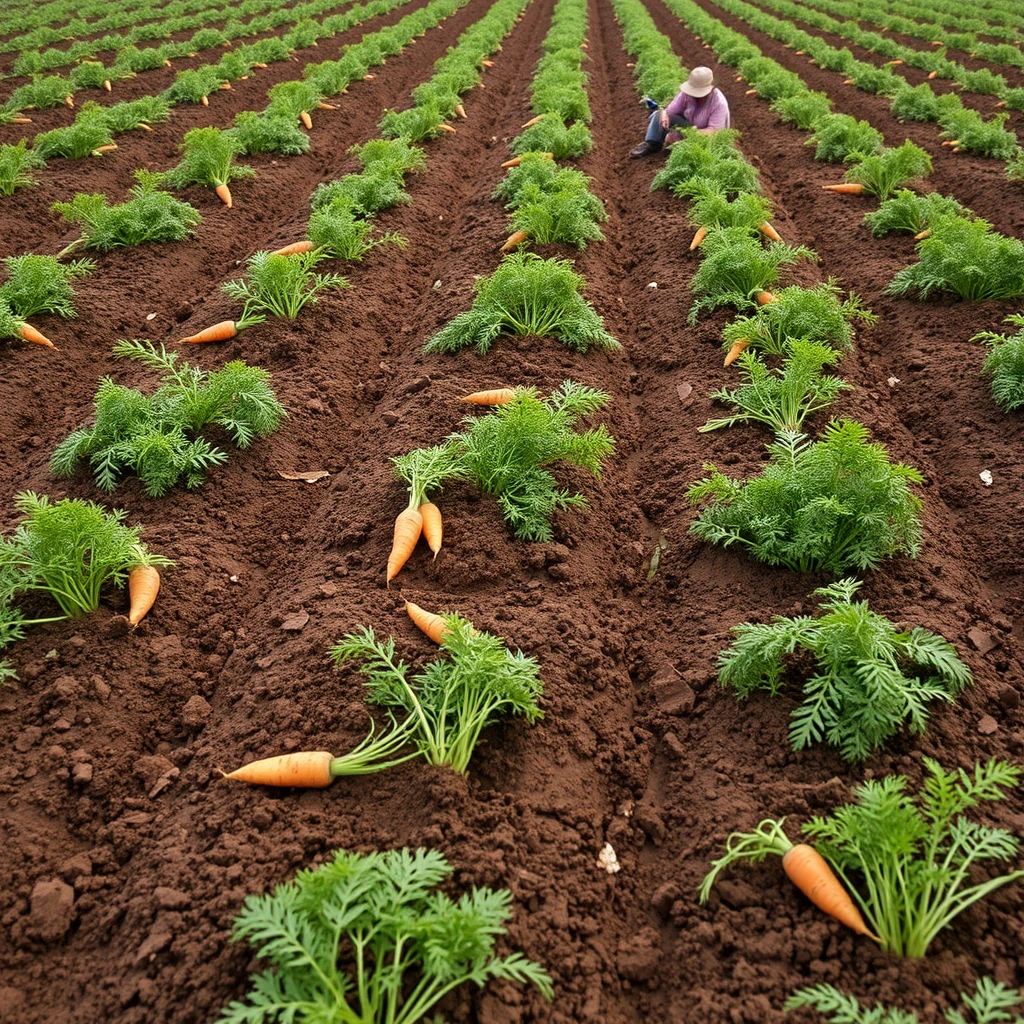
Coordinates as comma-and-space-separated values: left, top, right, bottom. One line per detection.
215, 183, 233, 207
19, 323, 55, 348
419, 502, 443, 557
223, 750, 335, 787
270, 241, 316, 256
455, 104, 466, 119
179, 316, 264, 343
689, 225, 708, 250
758, 222, 782, 242
501, 230, 530, 252
127, 565, 161, 626
405, 600, 450, 643
460, 388, 516, 405
300, 111, 312, 129
822, 183, 865, 195
439, 124, 457, 134
387, 507, 423, 585
724, 338, 750, 366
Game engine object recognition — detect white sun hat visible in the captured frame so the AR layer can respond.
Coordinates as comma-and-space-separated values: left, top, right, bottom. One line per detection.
680, 66, 715, 98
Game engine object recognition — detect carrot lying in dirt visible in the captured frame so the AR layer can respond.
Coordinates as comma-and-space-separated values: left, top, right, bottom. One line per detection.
501, 230, 530, 252
724, 338, 750, 366
419, 502, 443, 557
405, 600, 450, 643
821, 183, 865, 195
127, 565, 161, 626
501, 153, 553, 169
270, 240, 316, 256
758, 222, 782, 242
388, 507, 423, 585
19, 322, 55, 348
223, 750, 336, 787
689, 225, 708, 250
520, 115, 545, 128
180, 316, 264, 343
755, 290, 776, 305
455, 104, 466, 119
215, 183, 233, 207
460, 388, 515, 405
300, 111, 312, 129
438, 123, 457, 134
745, 88, 759, 96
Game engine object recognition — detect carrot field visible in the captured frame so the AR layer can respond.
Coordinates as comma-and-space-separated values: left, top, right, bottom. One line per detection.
1, 0, 1023, 1019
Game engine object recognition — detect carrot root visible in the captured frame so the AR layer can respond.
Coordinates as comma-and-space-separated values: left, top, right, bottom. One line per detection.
455, 104, 466, 119
387, 507, 423, 586
223, 750, 335, 788
724, 338, 750, 366
821, 183, 865, 194
180, 320, 240, 344
758, 222, 782, 242
438, 123, 457, 133
300, 111, 312, 129
103, 80, 112, 92
689, 225, 708, 251
405, 601, 450, 644
927, 71, 938, 79
501, 230, 530, 253
215, 183, 233, 207
520, 115, 545, 128
782, 844, 880, 941
127, 565, 161, 626
755, 291, 777, 305
200, 95, 209, 106
745, 88, 759, 96
913, 229, 931, 241
19, 323, 55, 348
419, 502, 443, 557
270, 240, 316, 256
460, 388, 516, 405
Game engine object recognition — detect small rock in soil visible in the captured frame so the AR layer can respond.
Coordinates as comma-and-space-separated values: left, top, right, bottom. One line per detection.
997, 686, 1020, 711
14, 726, 42, 753
381, 411, 400, 426
402, 376, 431, 394
133, 755, 175, 791
676, 383, 693, 402
29, 879, 75, 942
72, 762, 93, 785
967, 626, 997, 654
103, 615, 131, 638
616, 926, 662, 983
58, 852, 92, 883
181, 695, 212, 729
154, 887, 189, 911
977, 714, 998, 735
280, 610, 309, 631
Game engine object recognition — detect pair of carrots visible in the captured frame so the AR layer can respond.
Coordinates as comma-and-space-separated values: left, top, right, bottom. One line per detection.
223, 599, 450, 787
688, 222, 782, 251
723, 292, 776, 366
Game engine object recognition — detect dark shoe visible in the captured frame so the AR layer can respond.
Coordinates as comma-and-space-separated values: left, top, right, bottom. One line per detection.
630, 140, 662, 158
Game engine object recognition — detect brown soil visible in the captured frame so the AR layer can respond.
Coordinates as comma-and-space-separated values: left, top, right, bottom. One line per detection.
1, 0, 1023, 1021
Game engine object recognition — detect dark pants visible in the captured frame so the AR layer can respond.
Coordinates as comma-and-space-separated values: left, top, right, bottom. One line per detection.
644, 110, 693, 144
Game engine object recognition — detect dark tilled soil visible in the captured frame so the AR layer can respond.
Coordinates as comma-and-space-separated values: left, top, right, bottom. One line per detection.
0, 0, 1022, 1022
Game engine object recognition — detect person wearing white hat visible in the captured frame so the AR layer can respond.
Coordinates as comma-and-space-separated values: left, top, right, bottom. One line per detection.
629, 66, 731, 158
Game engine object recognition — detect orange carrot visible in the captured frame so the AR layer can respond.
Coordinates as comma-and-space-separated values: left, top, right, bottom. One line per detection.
755, 290, 777, 305
19, 323, 55, 348
455, 104, 466, 118
520, 115, 545, 128
135, 121, 153, 131
886, 59, 904, 65
387, 506, 423, 586
481, 59, 495, 67
64, 95, 74, 108
822, 183, 865, 194
223, 750, 335, 788
941, 140, 960, 148
200, 95, 209, 106
438, 123, 457, 133
843, 78, 855, 85
364, 73, 375, 80
318, 102, 338, 110
689, 225, 708, 250
253, 62, 268, 68
745, 88, 759, 96
127, 565, 161, 626
91, 144, 118, 155
300, 111, 312, 129
180, 320, 241, 343
270, 240, 316, 256
501, 152, 553, 168
758, 222, 782, 242
795, 50, 805, 55
103, 80, 112, 92
215, 183, 232, 207
460, 388, 515, 405
913, 229, 931, 241
405, 600, 450, 644
724, 338, 750, 366
12, 117, 32, 124
501, 230, 530, 253
927, 71, 938, 79
735, 75, 744, 82
419, 502, 443, 557
782, 844, 879, 940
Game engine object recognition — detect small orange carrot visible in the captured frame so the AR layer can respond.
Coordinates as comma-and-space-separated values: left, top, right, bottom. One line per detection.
822, 183, 865, 194
735, 75, 744, 82
756, 291, 777, 305
12, 117, 32, 124
200, 95, 209, 106
219, 82, 232, 90
724, 338, 750, 366
127, 565, 161, 626
387, 506, 423, 586
180, 320, 241, 343
438, 123, 457, 133
223, 750, 335, 788
91, 144, 118, 155
270, 240, 316, 256
253, 62, 268, 68
135, 121, 153, 131
745, 88, 759, 96
995, 100, 1007, 109
795, 50, 805, 55
913, 228, 931, 241
520, 115, 545, 128
405, 600, 450, 644
419, 502, 443, 557
758, 222, 782, 242
318, 102, 338, 110
300, 111, 312, 129
886, 59, 904, 65
501, 152, 553, 168
64, 95, 74, 108
364, 73, 376, 80
689, 225, 708, 250
501, 230, 530, 253
843, 78, 855, 85
460, 388, 515, 405
19, 322, 55, 348
941, 139, 960, 147
455, 103, 466, 118
481, 59, 495, 67
782, 844, 879, 940
103, 80, 112, 91
215, 183, 232, 207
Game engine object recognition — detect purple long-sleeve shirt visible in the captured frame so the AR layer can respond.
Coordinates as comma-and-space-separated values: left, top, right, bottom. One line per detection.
664, 87, 731, 130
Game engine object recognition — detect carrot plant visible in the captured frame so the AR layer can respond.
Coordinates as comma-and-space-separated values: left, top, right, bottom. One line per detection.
33, 109, 115, 160
974, 314, 1024, 413
53, 170, 201, 253
426, 251, 619, 354
51, 340, 285, 496
651, 128, 759, 196
863, 190, 973, 238
770, 90, 832, 130
838, 142, 933, 200
688, 421, 923, 574
718, 578, 972, 761
805, 114, 884, 163
218, 847, 552, 1024
700, 341, 850, 434
228, 111, 310, 156
0, 141, 46, 196
308, 198, 406, 261
700, 759, 1024, 957
330, 614, 544, 775
0, 255, 93, 319
161, 126, 255, 205
223, 250, 347, 320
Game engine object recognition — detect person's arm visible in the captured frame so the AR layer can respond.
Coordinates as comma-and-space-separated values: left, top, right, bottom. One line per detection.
698, 91, 731, 133
661, 90, 689, 127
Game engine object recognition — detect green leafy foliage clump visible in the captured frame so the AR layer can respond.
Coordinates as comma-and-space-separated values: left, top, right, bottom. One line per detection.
651, 128, 759, 197
863, 190, 973, 238
786, 976, 1024, 1024
222, 250, 347, 320
974, 314, 1024, 413
806, 114, 884, 162
228, 111, 310, 156
721, 281, 875, 356
770, 90, 832, 130
331, 614, 545, 774
843, 141, 933, 200
51, 340, 285, 496
688, 421, 923, 575
161, 126, 255, 193
0, 141, 46, 196
217, 847, 552, 1024
700, 341, 850, 435
885, 216, 1024, 302
52, 170, 201, 251
310, 138, 426, 218
425, 251, 619, 355
687, 186, 774, 234
511, 118, 593, 159
718, 578, 971, 761
32, 109, 114, 160
308, 199, 406, 261
0, 254, 93, 318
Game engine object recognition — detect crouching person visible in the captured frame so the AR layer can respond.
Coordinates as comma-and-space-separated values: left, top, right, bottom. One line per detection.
630, 66, 731, 158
